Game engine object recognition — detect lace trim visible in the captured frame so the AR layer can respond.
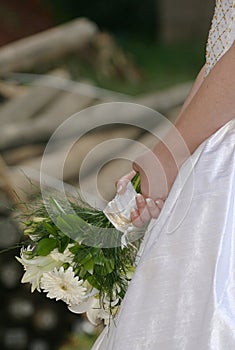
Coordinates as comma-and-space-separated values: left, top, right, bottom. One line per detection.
205, 0, 235, 75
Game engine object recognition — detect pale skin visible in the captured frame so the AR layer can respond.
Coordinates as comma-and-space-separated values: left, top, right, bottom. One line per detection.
116, 41, 235, 227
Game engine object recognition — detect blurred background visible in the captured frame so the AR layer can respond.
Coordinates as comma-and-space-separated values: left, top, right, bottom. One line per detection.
0, 0, 214, 349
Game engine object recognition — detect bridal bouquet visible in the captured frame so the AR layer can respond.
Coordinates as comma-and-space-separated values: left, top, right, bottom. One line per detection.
16, 174, 145, 326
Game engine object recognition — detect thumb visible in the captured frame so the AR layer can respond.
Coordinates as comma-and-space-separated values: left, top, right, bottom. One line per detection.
116, 170, 136, 194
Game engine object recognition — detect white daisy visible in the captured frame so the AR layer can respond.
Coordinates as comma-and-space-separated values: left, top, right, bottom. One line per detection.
41, 267, 86, 305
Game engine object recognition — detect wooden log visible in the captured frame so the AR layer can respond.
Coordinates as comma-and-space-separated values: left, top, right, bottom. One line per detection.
8, 111, 175, 202
134, 82, 192, 112
0, 81, 190, 151
0, 90, 95, 150
77, 122, 172, 204
0, 69, 70, 126
0, 154, 27, 211
0, 81, 28, 99
10, 73, 130, 101
0, 18, 98, 76
8, 126, 143, 199
3, 145, 45, 165
7, 107, 178, 203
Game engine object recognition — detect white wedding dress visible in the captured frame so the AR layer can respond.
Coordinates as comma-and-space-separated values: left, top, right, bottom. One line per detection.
92, 1, 235, 349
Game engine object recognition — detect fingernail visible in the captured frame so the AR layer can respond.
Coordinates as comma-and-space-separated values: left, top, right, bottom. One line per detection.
131, 208, 138, 217
117, 184, 123, 193
146, 198, 154, 207
155, 200, 162, 207
136, 194, 144, 203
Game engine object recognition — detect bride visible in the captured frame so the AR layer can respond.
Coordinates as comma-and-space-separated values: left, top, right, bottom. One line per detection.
92, 1, 235, 349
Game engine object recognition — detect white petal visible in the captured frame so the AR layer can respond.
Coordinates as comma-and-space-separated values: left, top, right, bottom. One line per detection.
69, 297, 93, 314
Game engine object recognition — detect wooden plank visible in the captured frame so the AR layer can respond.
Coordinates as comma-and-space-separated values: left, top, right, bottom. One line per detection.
0, 69, 70, 125
0, 154, 26, 211
0, 82, 190, 150
0, 81, 28, 99
8, 126, 142, 199
134, 82, 192, 112
0, 90, 95, 150
0, 18, 98, 76
78, 123, 171, 204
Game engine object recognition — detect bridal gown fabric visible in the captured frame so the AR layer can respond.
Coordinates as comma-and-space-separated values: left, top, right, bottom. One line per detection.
92, 1, 235, 349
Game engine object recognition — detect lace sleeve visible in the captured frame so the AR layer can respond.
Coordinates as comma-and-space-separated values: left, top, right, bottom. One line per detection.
205, 0, 235, 75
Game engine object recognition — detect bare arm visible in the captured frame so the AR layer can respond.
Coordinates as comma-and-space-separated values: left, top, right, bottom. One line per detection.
179, 65, 206, 114
157, 42, 235, 175
117, 43, 235, 226
175, 43, 235, 153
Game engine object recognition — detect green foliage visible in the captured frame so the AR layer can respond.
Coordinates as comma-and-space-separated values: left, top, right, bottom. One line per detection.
132, 172, 141, 193
56, 214, 92, 242
24, 208, 135, 304
37, 237, 57, 256
21, 174, 142, 305
58, 235, 70, 253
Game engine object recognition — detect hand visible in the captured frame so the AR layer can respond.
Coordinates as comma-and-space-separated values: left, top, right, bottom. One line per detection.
116, 143, 179, 227
116, 169, 165, 228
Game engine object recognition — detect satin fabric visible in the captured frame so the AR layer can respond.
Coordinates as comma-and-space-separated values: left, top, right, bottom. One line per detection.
92, 2, 235, 347
92, 119, 235, 349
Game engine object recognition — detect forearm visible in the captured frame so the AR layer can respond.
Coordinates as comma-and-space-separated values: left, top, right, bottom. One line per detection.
155, 42, 235, 168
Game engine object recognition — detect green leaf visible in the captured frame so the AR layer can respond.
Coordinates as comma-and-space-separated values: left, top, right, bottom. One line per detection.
92, 249, 105, 266
56, 217, 73, 234
83, 258, 94, 274
75, 247, 91, 262
95, 258, 114, 275
49, 198, 65, 216
87, 275, 101, 290
73, 247, 95, 274
79, 251, 92, 265
78, 267, 88, 279
36, 238, 57, 256
104, 258, 115, 274
43, 222, 57, 236
58, 235, 70, 253
92, 250, 114, 273
69, 244, 80, 254
131, 172, 141, 193
56, 214, 93, 242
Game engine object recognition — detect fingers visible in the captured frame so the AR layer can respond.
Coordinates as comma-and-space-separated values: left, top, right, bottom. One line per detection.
130, 194, 163, 227
132, 161, 139, 173
155, 199, 164, 210
116, 170, 136, 194
115, 169, 165, 227
130, 208, 144, 228
146, 198, 161, 218
136, 194, 151, 223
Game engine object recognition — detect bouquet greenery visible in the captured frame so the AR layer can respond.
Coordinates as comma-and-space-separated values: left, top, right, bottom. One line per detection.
16, 174, 146, 326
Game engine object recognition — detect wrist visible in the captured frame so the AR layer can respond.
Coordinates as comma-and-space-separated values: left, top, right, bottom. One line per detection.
152, 142, 180, 192
153, 127, 191, 171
